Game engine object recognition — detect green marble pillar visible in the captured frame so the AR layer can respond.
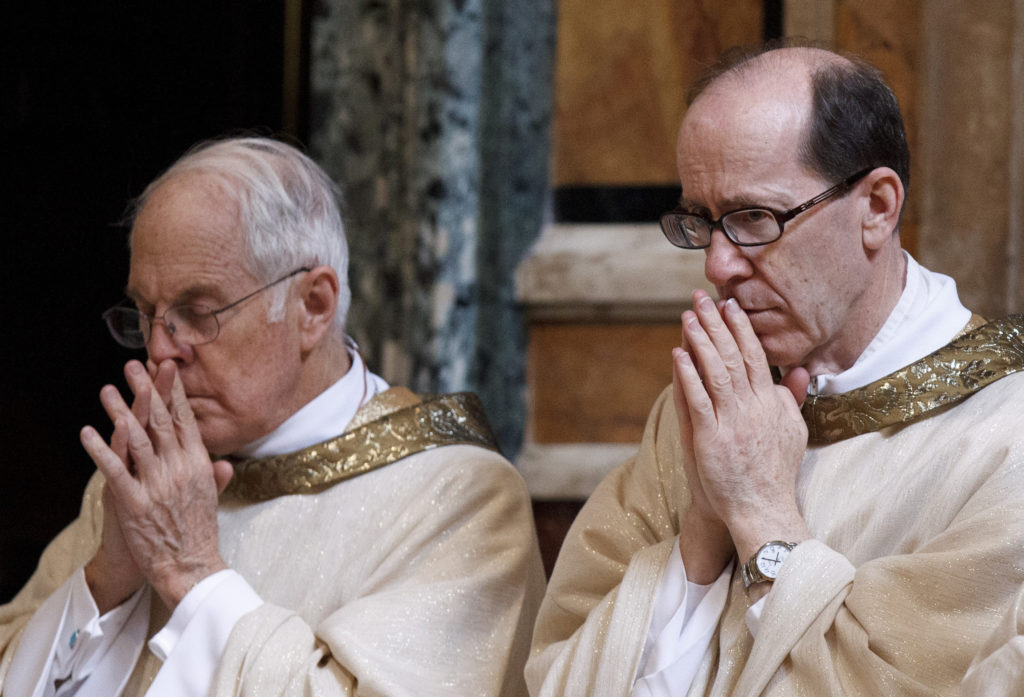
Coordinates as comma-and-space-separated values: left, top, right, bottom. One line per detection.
310, 0, 555, 457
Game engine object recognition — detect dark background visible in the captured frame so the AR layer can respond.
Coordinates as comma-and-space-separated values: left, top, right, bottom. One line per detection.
1, 2, 296, 602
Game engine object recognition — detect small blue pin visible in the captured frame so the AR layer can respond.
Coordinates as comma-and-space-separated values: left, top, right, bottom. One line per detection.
69, 629, 79, 649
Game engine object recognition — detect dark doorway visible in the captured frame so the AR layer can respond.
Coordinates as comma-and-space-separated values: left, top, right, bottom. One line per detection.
1, 1, 302, 602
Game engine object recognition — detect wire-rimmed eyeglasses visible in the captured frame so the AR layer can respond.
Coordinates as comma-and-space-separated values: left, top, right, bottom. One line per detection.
102, 267, 312, 349
659, 167, 874, 250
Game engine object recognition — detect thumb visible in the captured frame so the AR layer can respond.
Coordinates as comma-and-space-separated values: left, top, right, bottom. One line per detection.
780, 367, 810, 407
212, 459, 234, 494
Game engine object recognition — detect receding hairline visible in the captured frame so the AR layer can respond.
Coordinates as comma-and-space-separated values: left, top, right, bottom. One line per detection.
689, 45, 856, 107
127, 170, 246, 247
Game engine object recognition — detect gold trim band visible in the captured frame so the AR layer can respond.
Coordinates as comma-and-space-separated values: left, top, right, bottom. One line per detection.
802, 315, 1024, 444
225, 391, 499, 501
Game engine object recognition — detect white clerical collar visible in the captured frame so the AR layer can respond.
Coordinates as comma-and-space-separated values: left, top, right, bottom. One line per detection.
235, 345, 390, 458
811, 252, 971, 395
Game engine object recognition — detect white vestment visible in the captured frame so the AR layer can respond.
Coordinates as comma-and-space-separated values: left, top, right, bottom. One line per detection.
961, 583, 1024, 695
2, 352, 545, 696
527, 257, 1024, 696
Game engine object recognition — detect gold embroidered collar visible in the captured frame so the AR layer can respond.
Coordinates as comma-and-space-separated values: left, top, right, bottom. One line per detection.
802, 315, 1024, 444
223, 388, 499, 502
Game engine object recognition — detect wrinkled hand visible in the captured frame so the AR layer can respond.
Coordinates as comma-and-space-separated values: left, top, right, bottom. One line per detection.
673, 291, 811, 576
672, 312, 736, 582
84, 362, 159, 613
671, 340, 715, 521
80, 360, 234, 611
85, 484, 146, 614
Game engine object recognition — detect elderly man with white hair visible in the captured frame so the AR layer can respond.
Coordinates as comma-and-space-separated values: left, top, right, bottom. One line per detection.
0, 137, 544, 697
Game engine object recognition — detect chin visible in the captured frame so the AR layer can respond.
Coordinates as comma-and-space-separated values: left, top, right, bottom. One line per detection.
758, 336, 808, 370
195, 421, 235, 458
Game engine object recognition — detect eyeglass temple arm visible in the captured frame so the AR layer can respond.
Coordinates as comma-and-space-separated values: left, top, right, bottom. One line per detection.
779, 167, 874, 222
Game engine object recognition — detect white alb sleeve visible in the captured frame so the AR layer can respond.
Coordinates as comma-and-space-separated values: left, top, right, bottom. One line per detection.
145, 569, 263, 697
744, 594, 768, 636
5, 567, 148, 697
631, 538, 733, 697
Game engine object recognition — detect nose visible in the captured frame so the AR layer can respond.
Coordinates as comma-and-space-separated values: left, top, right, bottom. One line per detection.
703, 229, 754, 288
145, 319, 194, 366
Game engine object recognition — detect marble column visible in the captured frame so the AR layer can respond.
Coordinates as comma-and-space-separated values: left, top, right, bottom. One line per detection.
309, 0, 556, 456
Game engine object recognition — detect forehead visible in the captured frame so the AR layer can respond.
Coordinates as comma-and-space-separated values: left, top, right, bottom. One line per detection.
127, 173, 253, 303
676, 60, 816, 208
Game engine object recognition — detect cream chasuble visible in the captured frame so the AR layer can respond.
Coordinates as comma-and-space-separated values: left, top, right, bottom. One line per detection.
1, 389, 546, 697
527, 315, 1024, 697
961, 582, 1024, 695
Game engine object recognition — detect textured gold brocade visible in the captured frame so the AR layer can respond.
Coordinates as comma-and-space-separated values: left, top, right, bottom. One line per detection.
224, 389, 499, 501
802, 314, 1024, 444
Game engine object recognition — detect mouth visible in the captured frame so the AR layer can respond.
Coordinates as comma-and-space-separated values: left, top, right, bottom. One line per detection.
735, 305, 780, 333
723, 293, 772, 314
719, 288, 779, 324
183, 393, 213, 414
724, 297, 766, 314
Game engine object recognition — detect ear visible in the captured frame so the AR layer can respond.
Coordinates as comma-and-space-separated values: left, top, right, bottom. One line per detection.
861, 167, 904, 251
296, 265, 339, 352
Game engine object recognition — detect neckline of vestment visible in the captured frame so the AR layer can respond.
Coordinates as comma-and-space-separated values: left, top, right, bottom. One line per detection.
801, 314, 1024, 444
223, 387, 499, 501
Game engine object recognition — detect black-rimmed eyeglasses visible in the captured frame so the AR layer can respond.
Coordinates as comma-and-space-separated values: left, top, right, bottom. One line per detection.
102, 267, 312, 349
659, 167, 874, 250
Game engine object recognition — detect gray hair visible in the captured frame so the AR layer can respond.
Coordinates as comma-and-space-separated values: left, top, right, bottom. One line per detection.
129, 136, 350, 334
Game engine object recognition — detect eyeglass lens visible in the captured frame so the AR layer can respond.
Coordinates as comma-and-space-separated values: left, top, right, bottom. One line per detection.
663, 209, 781, 248
103, 305, 220, 349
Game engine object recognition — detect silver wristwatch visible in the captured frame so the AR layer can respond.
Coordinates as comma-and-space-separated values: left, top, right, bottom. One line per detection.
741, 540, 797, 589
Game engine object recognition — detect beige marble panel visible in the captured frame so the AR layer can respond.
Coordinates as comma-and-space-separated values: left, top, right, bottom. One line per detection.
515, 223, 712, 320
785, 0, 835, 42
835, 0, 924, 256
528, 321, 680, 444
919, 1, 1021, 317
519, 443, 640, 499
552, 0, 763, 186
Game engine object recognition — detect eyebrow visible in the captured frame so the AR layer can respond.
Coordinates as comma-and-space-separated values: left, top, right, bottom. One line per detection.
677, 197, 709, 215
125, 283, 227, 308
677, 193, 786, 216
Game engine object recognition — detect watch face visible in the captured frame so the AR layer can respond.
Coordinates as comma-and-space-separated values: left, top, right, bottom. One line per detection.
755, 543, 792, 578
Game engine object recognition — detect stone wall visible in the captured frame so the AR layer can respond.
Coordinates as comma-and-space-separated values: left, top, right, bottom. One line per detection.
309, 0, 556, 456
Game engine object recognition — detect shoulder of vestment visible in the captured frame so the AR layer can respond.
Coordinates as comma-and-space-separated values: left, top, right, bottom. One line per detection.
803, 314, 1024, 444
224, 388, 499, 502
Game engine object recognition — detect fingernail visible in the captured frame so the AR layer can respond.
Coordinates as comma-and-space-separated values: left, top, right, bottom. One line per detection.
725, 298, 741, 314
698, 294, 715, 311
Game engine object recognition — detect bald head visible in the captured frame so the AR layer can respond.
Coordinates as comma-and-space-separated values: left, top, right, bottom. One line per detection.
686, 46, 910, 201
689, 46, 844, 100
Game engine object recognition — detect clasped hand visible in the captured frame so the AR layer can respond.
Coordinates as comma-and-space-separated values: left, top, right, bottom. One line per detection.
81, 360, 233, 613
673, 291, 810, 582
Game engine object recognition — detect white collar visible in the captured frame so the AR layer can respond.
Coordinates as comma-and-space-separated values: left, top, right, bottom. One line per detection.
235, 348, 389, 458
812, 252, 971, 395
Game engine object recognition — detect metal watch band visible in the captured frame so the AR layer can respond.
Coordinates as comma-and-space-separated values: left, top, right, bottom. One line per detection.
741, 540, 798, 589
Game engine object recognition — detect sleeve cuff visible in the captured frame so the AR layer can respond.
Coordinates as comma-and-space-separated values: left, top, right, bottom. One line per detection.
4, 567, 148, 697
146, 570, 263, 697
744, 594, 768, 636
633, 537, 732, 694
